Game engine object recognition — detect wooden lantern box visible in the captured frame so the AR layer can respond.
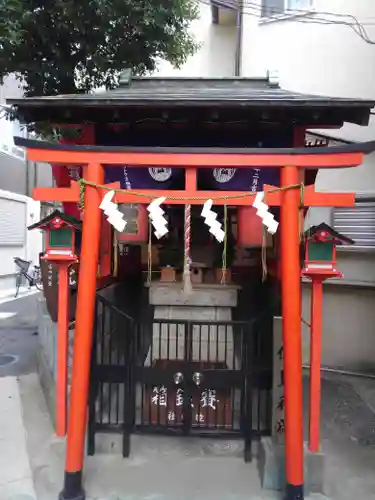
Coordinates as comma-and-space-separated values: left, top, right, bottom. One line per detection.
28, 209, 81, 263
302, 222, 354, 279
28, 210, 81, 322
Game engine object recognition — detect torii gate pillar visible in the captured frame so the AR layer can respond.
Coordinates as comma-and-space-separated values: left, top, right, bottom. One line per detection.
280, 166, 304, 499
59, 162, 104, 500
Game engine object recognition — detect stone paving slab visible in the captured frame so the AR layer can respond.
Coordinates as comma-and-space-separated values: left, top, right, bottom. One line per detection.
0, 377, 36, 500
17, 372, 375, 500
0, 478, 37, 500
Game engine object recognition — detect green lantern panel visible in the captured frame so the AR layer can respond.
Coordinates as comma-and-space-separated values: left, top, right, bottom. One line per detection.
307, 242, 334, 262
49, 228, 73, 248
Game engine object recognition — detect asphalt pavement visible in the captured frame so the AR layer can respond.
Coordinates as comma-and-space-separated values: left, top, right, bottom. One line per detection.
0, 291, 41, 377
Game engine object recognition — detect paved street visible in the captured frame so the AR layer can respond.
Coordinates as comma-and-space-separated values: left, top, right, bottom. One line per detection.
0, 376, 37, 500
1, 291, 375, 499
11, 370, 375, 500
0, 291, 40, 377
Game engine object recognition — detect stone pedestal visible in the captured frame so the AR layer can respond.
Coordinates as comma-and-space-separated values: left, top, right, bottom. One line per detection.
146, 283, 240, 369
258, 437, 325, 495
258, 316, 325, 495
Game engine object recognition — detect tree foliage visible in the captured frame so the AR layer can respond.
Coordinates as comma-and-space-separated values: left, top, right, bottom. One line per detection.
0, 0, 199, 96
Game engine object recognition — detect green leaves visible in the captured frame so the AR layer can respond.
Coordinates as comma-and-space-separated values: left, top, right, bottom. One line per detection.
0, 0, 199, 96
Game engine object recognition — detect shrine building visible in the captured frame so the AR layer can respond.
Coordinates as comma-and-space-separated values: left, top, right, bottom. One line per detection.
8, 74, 375, 500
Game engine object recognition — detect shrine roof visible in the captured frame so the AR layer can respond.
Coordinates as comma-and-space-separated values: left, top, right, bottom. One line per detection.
28, 209, 82, 231
7, 76, 375, 127
304, 222, 354, 245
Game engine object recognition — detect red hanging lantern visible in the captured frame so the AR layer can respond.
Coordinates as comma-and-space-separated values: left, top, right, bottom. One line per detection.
237, 206, 263, 247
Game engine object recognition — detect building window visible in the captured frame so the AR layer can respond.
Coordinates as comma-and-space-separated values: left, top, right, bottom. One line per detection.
333, 197, 375, 250
0, 112, 26, 159
286, 0, 312, 10
261, 0, 312, 18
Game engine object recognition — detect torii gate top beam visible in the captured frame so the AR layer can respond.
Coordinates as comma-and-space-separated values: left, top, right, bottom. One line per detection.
15, 137, 375, 169
16, 137, 375, 208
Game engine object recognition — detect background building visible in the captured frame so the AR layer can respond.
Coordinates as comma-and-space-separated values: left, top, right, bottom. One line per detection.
155, 0, 375, 373
0, 75, 53, 293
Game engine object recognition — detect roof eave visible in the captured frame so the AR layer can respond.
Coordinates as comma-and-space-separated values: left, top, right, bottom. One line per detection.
7, 98, 374, 128
8, 97, 375, 107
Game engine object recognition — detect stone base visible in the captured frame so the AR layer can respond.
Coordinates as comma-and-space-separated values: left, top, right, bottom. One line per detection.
258, 437, 325, 495
305, 445, 325, 494
36, 343, 57, 432
36, 297, 75, 434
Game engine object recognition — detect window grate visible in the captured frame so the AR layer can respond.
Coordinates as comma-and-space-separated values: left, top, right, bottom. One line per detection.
261, 0, 284, 17
333, 200, 375, 250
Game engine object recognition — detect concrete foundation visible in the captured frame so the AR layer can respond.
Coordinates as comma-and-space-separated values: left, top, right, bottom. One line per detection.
258, 436, 325, 495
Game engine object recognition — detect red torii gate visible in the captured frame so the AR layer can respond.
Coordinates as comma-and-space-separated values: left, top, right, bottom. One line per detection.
18, 137, 375, 500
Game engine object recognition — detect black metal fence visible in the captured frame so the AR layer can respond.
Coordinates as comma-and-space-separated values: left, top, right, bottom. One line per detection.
88, 292, 273, 461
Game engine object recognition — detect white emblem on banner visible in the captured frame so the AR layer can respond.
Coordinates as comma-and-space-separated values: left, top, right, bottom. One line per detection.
213, 168, 236, 183
148, 168, 172, 182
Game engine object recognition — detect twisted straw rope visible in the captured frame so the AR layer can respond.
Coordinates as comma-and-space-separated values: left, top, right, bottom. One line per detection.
78, 179, 306, 283
79, 179, 304, 204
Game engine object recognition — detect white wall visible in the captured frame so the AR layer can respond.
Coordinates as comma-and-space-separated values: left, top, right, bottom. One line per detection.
302, 283, 375, 372
1, 75, 53, 195
156, 3, 237, 77
0, 75, 25, 154
241, 0, 375, 99
240, 0, 375, 284
0, 189, 42, 293
240, 0, 375, 187
305, 148, 375, 230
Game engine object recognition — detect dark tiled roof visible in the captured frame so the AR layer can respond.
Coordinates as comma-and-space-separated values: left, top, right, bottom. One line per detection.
8, 77, 375, 108
304, 222, 354, 244
7, 76, 375, 127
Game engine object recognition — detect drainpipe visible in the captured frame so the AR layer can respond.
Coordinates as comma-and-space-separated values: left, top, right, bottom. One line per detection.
234, 0, 243, 76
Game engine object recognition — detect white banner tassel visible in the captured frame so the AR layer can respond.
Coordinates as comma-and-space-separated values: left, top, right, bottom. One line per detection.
201, 199, 225, 242
99, 190, 127, 233
147, 196, 168, 239
252, 191, 279, 235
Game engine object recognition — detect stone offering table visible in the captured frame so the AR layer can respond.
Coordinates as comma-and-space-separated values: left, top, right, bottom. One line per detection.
145, 283, 240, 370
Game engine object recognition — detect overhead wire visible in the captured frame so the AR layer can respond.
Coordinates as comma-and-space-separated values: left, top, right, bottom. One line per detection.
242, 2, 375, 43
195, 0, 375, 44
247, 1, 375, 44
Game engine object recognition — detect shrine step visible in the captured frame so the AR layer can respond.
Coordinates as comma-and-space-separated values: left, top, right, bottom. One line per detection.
92, 433, 256, 458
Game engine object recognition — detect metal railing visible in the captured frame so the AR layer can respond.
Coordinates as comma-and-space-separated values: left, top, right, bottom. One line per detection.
88, 292, 273, 460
